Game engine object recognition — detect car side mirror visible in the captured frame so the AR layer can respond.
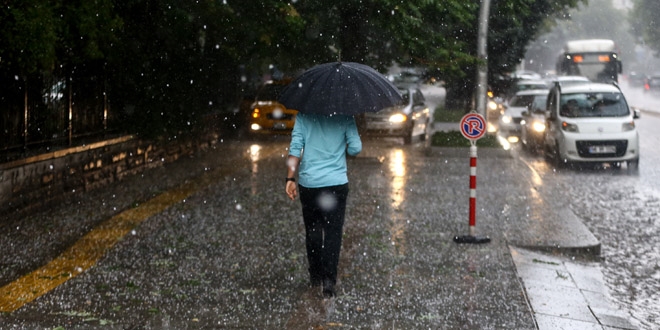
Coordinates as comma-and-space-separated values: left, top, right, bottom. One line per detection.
632, 107, 641, 119
521, 110, 529, 117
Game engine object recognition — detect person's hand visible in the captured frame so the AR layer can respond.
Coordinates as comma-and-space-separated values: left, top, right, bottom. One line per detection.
286, 181, 298, 200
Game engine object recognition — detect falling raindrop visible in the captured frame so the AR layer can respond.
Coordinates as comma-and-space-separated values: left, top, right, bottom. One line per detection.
318, 193, 337, 211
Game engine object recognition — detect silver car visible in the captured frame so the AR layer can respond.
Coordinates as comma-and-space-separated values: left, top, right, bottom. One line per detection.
362, 86, 431, 144
499, 89, 549, 141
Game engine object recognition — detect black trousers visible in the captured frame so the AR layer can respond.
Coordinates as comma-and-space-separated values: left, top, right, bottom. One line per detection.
298, 183, 349, 285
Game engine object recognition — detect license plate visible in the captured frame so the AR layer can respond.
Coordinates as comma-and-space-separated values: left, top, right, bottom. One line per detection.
589, 145, 616, 154
272, 122, 287, 130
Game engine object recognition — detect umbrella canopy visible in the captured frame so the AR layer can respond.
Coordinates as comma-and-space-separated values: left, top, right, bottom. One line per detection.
278, 62, 403, 116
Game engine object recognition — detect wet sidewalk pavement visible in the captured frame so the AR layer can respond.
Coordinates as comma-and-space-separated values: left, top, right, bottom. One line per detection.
511, 247, 636, 330
0, 137, 639, 329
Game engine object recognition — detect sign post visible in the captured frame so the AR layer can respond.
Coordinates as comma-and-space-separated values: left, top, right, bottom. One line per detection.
455, 112, 491, 244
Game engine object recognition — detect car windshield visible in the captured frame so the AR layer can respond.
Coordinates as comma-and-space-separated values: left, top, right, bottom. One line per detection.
560, 92, 629, 118
509, 94, 547, 110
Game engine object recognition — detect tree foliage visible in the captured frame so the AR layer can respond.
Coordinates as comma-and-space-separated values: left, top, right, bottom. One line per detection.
0, 0, 586, 138
630, 0, 660, 55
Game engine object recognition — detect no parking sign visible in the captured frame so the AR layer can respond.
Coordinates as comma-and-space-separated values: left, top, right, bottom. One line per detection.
460, 113, 486, 141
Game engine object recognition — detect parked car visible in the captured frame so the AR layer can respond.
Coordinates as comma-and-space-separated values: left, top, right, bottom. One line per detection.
543, 82, 640, 168
520, 90, 550, 152
247, 80, 297, 134
499, 90, 549, 142
362, 85, 431, 144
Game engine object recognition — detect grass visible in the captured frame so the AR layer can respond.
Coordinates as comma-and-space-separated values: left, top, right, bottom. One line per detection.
431, 131, 500, 148
431, 108, 500, 148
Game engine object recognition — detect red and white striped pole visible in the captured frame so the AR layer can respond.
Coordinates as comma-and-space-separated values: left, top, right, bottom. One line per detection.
469, 144, 478, 236
454, 142, 490, 244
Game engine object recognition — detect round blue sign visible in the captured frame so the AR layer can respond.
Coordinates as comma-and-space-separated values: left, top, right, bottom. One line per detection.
460, 113, 486, 140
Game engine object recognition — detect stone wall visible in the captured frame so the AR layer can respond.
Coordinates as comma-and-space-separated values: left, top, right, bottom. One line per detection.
0, 133, 219, 215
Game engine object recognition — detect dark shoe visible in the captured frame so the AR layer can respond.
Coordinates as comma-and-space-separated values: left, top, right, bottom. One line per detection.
322, 279, 336, 298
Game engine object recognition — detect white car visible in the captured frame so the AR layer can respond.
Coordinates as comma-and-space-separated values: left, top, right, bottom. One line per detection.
543, 82, 640, 168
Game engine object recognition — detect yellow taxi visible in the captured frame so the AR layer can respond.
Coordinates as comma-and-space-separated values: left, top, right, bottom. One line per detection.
248, 80, 297, 134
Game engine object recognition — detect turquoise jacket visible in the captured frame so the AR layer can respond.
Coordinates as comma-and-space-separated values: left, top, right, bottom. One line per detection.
288, 113, 362, 188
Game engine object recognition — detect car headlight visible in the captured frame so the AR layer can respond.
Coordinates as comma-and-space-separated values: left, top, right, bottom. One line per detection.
532, 121, 546, 133
500, 115, 512, 124
561, 121, 579, 132
488, 100, 498, 111
389, 113, 407, 123
622, 121, 635, 131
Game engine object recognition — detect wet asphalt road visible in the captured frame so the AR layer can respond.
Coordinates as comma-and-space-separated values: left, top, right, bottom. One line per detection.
1, 105, 659, 329
1, 134, 544, 329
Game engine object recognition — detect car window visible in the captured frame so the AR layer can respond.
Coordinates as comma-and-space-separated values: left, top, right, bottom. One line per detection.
560, 92, 628, 118
531, 95, 548, 112
509, 95, 537, 107
398, 88, 411, 105
413, 89, 425, 106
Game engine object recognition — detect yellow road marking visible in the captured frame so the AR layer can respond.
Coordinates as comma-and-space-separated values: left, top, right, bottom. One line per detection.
0, 184, 196, 312
0, 164, 236, 313
0, 142, 284, 313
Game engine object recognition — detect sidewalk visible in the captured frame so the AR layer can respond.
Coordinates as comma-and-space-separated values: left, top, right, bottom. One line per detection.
432, 121, 637, 330
511, 247, 637, 330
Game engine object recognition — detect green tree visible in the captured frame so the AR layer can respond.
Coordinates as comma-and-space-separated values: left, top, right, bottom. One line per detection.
630, 0, 660, 54
1, 0, 588, 142
0, 1, 58, 76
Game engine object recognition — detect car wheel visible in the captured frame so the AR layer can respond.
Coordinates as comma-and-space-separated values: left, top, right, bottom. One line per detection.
545, 142, 564, 168
627, 158, 640, 171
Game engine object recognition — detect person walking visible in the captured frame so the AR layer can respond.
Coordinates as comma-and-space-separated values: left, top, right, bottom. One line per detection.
285, 112, 362, 298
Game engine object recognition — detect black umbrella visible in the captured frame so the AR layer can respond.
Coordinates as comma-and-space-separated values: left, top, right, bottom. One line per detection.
278, 62, 403, 116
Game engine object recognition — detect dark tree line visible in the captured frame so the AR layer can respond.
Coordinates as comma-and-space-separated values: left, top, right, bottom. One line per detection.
0, 0, 584, 143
